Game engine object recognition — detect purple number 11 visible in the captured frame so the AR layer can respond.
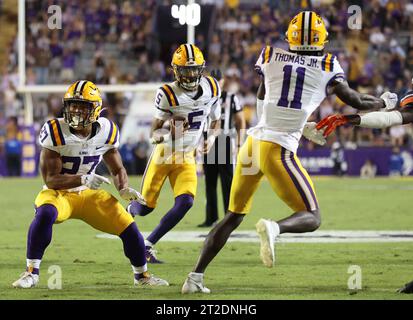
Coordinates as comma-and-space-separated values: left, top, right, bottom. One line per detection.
277, 65, 306, 109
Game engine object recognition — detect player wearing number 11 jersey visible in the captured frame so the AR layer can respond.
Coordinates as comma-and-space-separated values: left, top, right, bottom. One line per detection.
182, 11, 394, 294
12, 80, 168, 288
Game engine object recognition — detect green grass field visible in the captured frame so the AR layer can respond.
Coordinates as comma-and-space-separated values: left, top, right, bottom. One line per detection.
1, 176, 413, 299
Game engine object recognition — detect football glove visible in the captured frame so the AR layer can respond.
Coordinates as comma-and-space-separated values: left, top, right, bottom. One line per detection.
150, 134, 170, 145
302, 122, 326, 145
119, 187, 146, 204
81, 173, 111, 190
201, 135, 216, 154
316, 114, 349, 137
380, 91, 398, 111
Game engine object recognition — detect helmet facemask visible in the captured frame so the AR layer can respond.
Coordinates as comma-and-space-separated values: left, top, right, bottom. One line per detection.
173, 64, 205, 91
63, 99, 98, 129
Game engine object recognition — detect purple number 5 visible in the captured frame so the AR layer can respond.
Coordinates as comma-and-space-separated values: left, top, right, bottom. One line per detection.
188, 110, 204, 130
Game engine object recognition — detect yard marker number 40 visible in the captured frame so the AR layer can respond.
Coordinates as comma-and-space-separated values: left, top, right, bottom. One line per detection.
171, 3, 201, 26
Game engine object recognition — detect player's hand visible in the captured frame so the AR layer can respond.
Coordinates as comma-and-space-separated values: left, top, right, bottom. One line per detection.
170, 117, 190, 140
316, 114, 349, 137
202, 135, 216, 154
150, 134, 169, 144
380, 91, 398, 110
302, 122, 326, 145
119, 187, 146, 204
81, 173, 111, 190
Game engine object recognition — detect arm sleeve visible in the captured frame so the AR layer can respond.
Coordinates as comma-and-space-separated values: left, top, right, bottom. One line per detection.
359, 110, 403, 128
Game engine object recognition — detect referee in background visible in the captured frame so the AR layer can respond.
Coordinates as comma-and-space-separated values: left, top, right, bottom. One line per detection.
198, 69, 246, 227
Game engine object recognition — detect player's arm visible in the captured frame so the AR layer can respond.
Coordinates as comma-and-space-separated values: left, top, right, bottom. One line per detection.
103, 148, 129, 191
150, 118, 167, 144
256, 80, 265, 119
202, 98, 222, 154
103, 148, 145, 203
232, 95, 246, 150
330, 80, 386, 111
316, 107, 413, 137
40, 148, 83, 189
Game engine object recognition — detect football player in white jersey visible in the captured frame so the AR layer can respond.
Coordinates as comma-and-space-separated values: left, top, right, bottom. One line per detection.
12, 80, 168, 288
127, 44, 221, 263
182, 11, 396, 294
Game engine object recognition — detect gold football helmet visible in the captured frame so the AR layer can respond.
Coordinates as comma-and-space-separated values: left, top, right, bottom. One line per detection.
63, 80, 102, 128
171, 44, 205, 91
286, 11, 328, 52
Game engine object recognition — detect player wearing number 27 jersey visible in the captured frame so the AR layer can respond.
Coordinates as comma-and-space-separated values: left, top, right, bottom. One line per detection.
12, 80, 168, 288
182, 11, 390, 294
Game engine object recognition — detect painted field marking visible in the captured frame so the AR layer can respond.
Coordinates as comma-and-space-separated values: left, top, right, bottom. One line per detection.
96, 230, 413, 243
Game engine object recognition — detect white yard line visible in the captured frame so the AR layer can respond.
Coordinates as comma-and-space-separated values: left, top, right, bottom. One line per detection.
96, 230, 413, 243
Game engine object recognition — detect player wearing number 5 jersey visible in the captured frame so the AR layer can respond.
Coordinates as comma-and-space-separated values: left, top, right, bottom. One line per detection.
182, 11, 394, 294
12, 80, 168, 288
127, 44, 221, 263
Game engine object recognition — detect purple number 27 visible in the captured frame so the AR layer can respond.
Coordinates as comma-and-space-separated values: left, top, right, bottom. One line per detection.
277, 65, 306, 109
61, 156, 100, 174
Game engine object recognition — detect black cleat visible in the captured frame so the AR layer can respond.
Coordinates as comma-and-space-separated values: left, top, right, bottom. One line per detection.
397, 280, 413, 293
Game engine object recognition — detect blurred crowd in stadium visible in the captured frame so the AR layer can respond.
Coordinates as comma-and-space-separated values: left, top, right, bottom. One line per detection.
1, 0, 413, 176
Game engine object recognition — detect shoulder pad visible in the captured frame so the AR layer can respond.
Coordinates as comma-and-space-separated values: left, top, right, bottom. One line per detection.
40, 119, 66, 148
204, 76, 221, 98
99, 117, 120, 147
158, 84, 179, 107
321, 53, 336, 72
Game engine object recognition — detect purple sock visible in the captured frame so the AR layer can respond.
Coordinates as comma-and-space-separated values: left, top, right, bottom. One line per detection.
147, 194, 193, 245
119, 222, 146, 267
128, 201, 154, 217
27, 204, 58, 260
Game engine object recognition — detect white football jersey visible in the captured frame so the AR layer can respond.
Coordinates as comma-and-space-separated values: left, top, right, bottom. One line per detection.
39, 117, 119, 191
249, 46, 345, 153
154, 76, 221, 152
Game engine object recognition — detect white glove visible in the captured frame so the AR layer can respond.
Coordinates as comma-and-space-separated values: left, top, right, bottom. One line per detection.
380, 92, 398, 111
81, 173, 111, 190
119, 187, 146, 204
150, 134, 170, 145
302, 122, 326, 145
202, 135, 216, 154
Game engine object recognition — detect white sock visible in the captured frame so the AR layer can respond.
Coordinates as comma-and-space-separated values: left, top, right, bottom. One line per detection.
189, 272, 204, 281
132, 264, 148, 274
272, 221, 280, 237
26, 259, 41, 270
144, 240, 153, 247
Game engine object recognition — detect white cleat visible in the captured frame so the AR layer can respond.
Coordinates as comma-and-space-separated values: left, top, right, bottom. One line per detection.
12, 272, 39, 288
256, 218, 277, 268
181, 272, 210, 294
134, 272, 169, 286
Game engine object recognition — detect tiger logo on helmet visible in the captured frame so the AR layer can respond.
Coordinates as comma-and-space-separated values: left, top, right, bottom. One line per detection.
286, 11, 328, 52
171, 44, 205, 91
63, 80, 103, 129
